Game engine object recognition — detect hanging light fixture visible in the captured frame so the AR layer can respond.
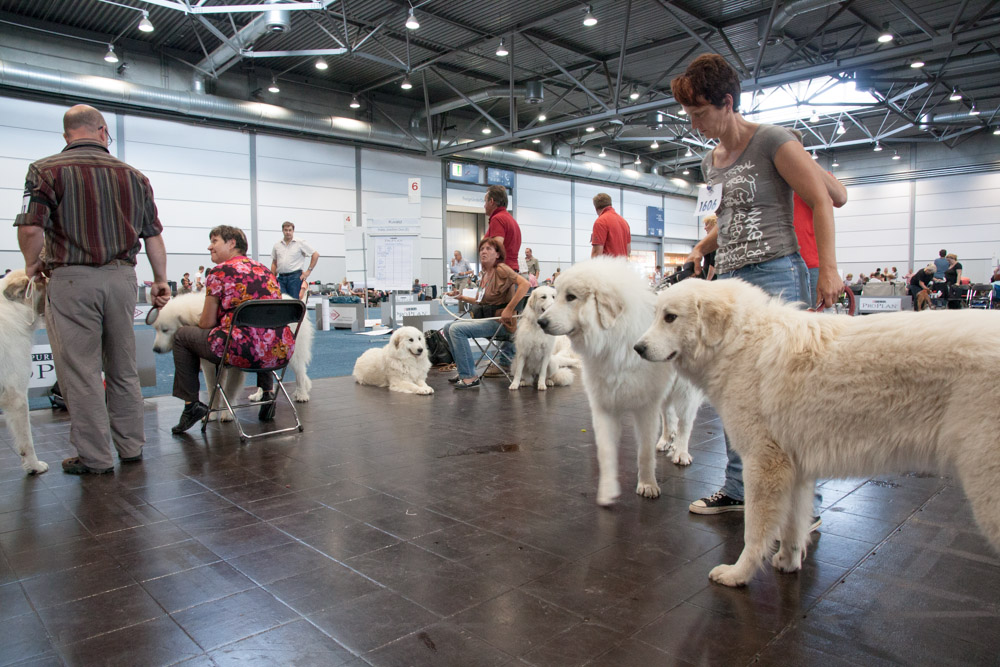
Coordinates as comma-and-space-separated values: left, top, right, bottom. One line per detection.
482, 125, 492, 135
267, 77, 280, 93
405, 7, 420, 30
400, 75, 413, 90
811, 151, 818, 160
684, 147, 693, 157
138, 11, 154, 33
950, 88, 962, 101
909, 58, 925, 69
678, 108, 687, 116
315, 58, 328, 70
892, 151, 901, 160
831, 158, 840, 167
583, 6, 598, 27
837, 121, 847, 135
629, 86, 640, 101
538, 113, 547, 122
495, 37, 508, 57
877, 25, 893, 43
531, 138, 541, 144
104, 44, 118, 63
634, 155, 641, 165
585, 126, 596, 133
969, 103, 980, 116
349, 96, 361, 109
682, 168, 690, 175
650, 140, 659, 149
873, 142, 883, 152
599, 147, 607, 157
809, 109, 820, 123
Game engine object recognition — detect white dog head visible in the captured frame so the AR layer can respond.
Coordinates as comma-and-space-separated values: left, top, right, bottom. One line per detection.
1, 269, 46, 319
525, 285, 557, 316
634, 278, 744, 366
537, 258, 649, 339
390, 326, 427, 359
151, 293, 204, 354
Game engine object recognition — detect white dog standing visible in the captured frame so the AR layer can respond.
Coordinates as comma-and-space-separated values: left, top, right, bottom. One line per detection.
0, 270, 48, 474
353, 326, 434, 395
509, 286, 577, 391
538, 258, 703, 506
635, 277, 1000, 586
151, 292, 314, 407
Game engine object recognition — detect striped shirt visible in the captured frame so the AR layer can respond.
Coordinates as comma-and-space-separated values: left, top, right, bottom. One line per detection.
14, 140, 162, 269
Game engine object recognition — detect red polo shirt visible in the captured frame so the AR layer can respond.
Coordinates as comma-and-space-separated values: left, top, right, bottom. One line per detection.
591, 206, 631, 257
487, 205, 521, 271
793, 193, 819, 269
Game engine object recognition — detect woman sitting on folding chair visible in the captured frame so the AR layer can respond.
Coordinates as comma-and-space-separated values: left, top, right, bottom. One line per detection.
443, 236, 529, 389
170, 225, 295, 434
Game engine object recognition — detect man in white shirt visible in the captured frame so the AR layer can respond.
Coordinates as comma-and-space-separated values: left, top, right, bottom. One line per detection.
270, 221, 319, 298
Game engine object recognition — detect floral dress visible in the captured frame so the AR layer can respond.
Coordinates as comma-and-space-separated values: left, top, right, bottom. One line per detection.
206, 256, 295, 368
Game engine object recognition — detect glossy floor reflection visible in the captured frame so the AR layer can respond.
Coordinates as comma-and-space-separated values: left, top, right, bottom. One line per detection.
2, 374, 998, 666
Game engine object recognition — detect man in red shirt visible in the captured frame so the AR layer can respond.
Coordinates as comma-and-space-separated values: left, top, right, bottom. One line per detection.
591, 193, 631, 257
484, 184, 520, 272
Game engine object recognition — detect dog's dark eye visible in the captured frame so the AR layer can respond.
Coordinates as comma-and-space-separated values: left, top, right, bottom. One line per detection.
664, 313, 677, 323
565, 294, 577, 302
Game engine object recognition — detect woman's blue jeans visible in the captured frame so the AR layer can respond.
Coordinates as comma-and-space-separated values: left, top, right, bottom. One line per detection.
446, 318, 513, 379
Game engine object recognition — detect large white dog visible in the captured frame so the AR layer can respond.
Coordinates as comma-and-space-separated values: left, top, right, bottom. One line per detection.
151, 292, 314, 406
0, 270, 48, 475
353, 326, 434, 395
635, 277, 1000, 587
509, 286, 578, 391
538, 258, 703, 506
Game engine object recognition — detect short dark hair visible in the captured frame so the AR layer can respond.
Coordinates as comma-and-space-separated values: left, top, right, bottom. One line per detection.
671, 54, 742, 111
210, 225, 248, 254
478, 236, 506, 262
593, 193, 613, 210
939, 249, 947, 257
486, 185, 508, 208
282, 221, 295, 230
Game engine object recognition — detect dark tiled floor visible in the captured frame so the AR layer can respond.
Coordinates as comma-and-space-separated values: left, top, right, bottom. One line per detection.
2, 374, 999, 666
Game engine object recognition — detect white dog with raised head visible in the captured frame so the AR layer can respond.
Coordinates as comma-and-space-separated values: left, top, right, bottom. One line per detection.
509, 286, 577, 391
635, 277, 1000, 587
537, 258, 703, 506
353, 326, 434, 395
0, 270, 48, 474
151, 292, 314, 407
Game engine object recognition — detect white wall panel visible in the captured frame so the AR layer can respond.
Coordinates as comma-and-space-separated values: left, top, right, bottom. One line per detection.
622, 190, 662, 237
516, 173, 572, 275
256, 135, 354, 167
664, 195, 698, 241
126, 116, 248, 153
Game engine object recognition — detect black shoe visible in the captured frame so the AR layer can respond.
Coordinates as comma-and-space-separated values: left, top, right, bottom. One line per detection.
172, 401, 209, 434
120, 449, 143, 463
258, 391, 276, 422
454, 377, 481, 390
688, 491, 745, 515
61, 457, 114, 475
447, 375, 462, 383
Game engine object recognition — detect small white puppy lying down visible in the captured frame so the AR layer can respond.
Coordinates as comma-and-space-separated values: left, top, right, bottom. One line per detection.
353, 326, 434, 395
509, 286, 577, 391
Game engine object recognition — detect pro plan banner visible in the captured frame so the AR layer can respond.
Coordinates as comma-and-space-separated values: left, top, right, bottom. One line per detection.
29, 345, 57, 389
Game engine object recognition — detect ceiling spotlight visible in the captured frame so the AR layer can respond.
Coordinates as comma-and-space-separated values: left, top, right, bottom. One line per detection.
969, 104, 980, 116
531, 138, 541, 144
877, 26, 893, 43
873, 142, 883, 152
837, 121, 847, 135
684, 147, 693, 157
104, 44, 118, 63
650, 140, 659, 149
315, 58, 328, 70
405, 8, 420, 30
634, 155, 641, 165
138, 11, 154, 33
682, 168, 690, 175
892, 151, 901, 160
585, 126, 596, 133
809, 109, 820, 123
267, 78, 280, 93
811, 151, 818, 160
947, 89, 961, 102
495, 37, 509, 57
599, 147, 607, 157
910, 59, 925, 69
583, 6, 598, 27
538, 113, 547, 122
349, 96, 361, 109
629, 86, 640, 101
400, 75, 412, 90
994, 128, 1000, 136
831, 159, 840, 167
678, 108, 687, 116
482, 125, 492, 135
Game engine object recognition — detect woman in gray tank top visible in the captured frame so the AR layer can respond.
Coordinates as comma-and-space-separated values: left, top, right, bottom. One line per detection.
674, 54, 841, 309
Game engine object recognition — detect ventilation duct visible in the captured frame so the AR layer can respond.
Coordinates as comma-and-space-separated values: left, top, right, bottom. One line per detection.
263, 0, 292, 34
918, 111, 996, 127
412, 86, 529, 125
0, 58, 694, 195
524, 81, 544, 105
760, 0, 848, 46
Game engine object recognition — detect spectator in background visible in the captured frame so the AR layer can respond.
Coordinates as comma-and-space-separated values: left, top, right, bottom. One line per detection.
179, 272, 192, 294
909, 264, 936, 309
942, 253, 965, 309
15, 103, 169, 474
450, 250, 473, 292
653, 265, 663, 284
591, 193, 631, 257
484, 185, 521, 272
933, 250, 950, 280
412, 278, 428, 301
523, 247, 540, 282
844, 273, 854, 285
195, 265, 205, 292
271, 221, 319, 299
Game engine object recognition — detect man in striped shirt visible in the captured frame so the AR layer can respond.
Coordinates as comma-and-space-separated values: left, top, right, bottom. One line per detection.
15, 104, 170, 475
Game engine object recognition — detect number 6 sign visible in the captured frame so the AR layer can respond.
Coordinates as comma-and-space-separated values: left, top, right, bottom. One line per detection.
408, 177, 421, 204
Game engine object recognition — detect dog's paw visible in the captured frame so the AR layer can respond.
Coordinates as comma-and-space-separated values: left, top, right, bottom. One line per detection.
292, 389, 310, 403
536, 382, 547, 391
247, 388, 264, 402
709, 564, 750, 587
596, 479, 621, 506
771, 544, 805, 573
545, 378, 554, 386
22, 458, 49, 475
671, 450, 693, 466
509, 382, 520, 391
219, 412, 235, 423
416, 386, 434, 395
655, 436, 673, 452
636, 480, 661, 499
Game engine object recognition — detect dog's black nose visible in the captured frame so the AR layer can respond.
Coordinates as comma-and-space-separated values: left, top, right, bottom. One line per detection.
416, 348, 424, 354
633, 342, 647, 357
537, 317, 549, 331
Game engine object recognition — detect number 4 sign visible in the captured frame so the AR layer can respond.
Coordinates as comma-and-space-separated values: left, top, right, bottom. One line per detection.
695, 184, 720, 217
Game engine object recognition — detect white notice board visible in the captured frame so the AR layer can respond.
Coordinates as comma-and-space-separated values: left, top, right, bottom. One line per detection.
373, 236, 416, 290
